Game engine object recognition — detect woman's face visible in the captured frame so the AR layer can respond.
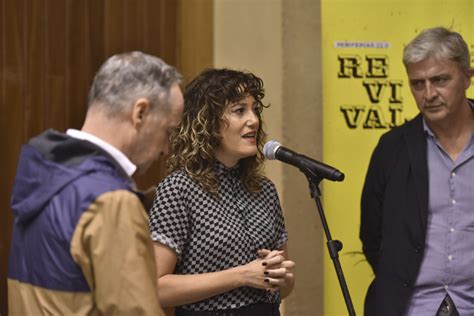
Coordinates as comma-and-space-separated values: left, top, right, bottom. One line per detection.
214, 95, 260, 167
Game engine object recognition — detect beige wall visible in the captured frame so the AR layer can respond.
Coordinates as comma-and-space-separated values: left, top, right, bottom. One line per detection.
281, 2, 324, 315
177, 0, 214, 83
214, 1, 323, 314
214, 0, 284, 190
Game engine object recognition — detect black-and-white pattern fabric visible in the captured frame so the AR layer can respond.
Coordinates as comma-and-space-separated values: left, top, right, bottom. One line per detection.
149, 161, 288, 311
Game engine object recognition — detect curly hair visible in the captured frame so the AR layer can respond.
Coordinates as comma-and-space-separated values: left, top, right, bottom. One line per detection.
167, 68, 268, 197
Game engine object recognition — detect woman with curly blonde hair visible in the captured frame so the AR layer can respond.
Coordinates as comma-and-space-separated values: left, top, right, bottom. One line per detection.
149, 68, 295, 316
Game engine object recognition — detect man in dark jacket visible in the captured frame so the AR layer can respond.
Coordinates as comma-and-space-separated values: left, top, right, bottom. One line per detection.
361, 27, 473, 316
7, 52, 184, 315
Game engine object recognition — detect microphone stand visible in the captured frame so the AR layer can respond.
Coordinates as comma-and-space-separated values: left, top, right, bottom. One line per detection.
301, 166, 356, 316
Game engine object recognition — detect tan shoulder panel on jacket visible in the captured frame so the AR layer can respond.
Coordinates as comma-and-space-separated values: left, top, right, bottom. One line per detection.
71, 189, 165, 316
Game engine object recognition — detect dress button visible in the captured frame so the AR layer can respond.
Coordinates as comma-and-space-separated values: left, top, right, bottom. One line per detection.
403, 282, 409, 288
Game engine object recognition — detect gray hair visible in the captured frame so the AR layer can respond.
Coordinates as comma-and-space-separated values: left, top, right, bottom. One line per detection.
403, 27, 471, 72
88, 51, 182, 116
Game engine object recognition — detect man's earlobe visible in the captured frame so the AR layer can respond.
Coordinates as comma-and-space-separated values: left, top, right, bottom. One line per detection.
132, 98, 151, 125
466, 68, 474, 79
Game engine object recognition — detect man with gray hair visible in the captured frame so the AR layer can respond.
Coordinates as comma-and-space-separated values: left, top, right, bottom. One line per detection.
361, 27, 473, 316
7, 51, 184, 315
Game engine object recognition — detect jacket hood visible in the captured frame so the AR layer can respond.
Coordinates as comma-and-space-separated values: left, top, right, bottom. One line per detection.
11, 129, 130, 222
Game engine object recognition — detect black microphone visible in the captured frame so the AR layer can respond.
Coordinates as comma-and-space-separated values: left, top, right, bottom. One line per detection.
263, 140, 345, 182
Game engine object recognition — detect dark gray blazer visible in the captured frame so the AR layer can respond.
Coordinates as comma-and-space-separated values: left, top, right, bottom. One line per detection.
360, 114, 429, 316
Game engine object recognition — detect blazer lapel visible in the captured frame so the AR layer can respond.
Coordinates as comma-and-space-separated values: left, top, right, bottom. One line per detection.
403, 115, 429, 232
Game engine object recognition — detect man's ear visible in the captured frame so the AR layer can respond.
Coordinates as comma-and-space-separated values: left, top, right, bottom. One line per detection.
462, 68, 473, 90
131, 98, 151, 127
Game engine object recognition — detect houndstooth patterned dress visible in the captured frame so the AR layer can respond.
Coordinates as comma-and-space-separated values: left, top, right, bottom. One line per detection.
149, 161, 288, 311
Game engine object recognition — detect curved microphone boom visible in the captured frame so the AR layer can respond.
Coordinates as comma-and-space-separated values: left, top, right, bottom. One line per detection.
263, 140, 345, 182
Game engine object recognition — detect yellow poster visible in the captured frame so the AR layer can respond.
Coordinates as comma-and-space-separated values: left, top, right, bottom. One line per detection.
321, 1, 474, 315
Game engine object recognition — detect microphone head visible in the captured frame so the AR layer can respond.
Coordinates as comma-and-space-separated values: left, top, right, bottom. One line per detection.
263, 140, 281, 160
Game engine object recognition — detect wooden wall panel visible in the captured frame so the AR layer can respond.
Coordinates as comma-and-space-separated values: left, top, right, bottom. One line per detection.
143, 0, 163, 55
67, 0, 100, 130
104, 0, 126, 55
88, 0, 107, 83
156, 0, 178, 64
123, 0, 143, 50
0, 1, 179, 314
25, 0, 46, 137
0, 0, 4, 158
47, 0, 68, 132
1, 0, 27, 314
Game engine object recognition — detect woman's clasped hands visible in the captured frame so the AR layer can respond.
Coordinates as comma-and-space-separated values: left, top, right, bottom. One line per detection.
259, 249, 295, 293
236, 248, 295, 294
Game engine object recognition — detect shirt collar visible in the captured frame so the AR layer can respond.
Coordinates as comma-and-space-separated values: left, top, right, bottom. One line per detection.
422, 119, 435, 138
66, 129, 137, 176
422, 99, 474, 138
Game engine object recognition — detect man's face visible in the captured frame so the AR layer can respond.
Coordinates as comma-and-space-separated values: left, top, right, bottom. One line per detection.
133, 83, 184, 174
407, 58, 472, 125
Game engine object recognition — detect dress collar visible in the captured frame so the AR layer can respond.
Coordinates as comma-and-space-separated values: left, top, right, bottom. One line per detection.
213, 160, 240, 178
